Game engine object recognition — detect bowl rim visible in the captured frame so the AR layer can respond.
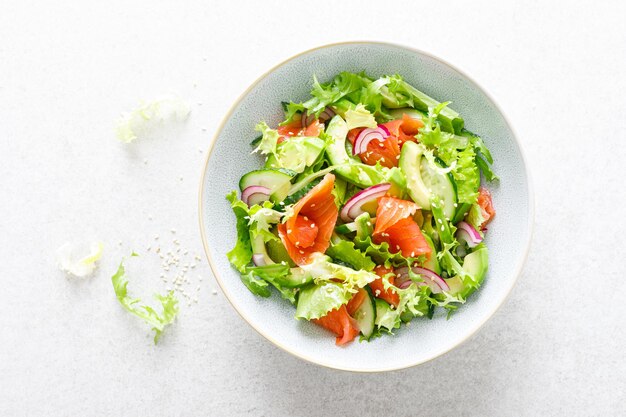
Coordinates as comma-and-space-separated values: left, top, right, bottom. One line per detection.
198, 40, 535, 373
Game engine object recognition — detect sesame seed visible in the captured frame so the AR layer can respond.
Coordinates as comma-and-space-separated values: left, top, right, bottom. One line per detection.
367, 222, 372, 226
441, 225, 445, 231
304, 216, 309, 221
378, 143, 385, 148
198, 149, 203, 153
438, 219, 442, 224
287, 230, 292, 234
310, 203, 315, 207
146, 246, 151, 251
212, 289, 218, 295
295, 241, 300, 245
170, 228, 176, 233
396, 245, 400, 250
299, 250, 305, 254
154, 235, 159, 240
399, 204, 404, 208
396, 155, 400, 159
453, 203, 458, 208
148, 215, 153, 220
375, 290, 381, 296
310, 223, 315, 228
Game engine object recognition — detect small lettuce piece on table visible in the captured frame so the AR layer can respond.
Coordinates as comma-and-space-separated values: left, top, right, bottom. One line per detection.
111, 254, 179, 344
56, 241, 104, 277
116, 96, 190, 143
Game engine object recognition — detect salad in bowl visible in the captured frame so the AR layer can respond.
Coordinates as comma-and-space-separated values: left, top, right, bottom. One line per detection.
226, 71, 497, 345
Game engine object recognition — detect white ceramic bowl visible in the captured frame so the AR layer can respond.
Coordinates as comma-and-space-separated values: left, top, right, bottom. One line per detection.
199, 42, 533, 372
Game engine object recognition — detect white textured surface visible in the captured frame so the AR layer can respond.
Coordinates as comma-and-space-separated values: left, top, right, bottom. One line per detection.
0, 0, 624, 415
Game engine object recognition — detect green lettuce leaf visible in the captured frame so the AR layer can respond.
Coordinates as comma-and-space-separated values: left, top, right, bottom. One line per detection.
226, 191, 253, 273
465, 202, 486, 231
345, 103, 377, 130
280, 101, 305, 125
295, 282, 352, 320
273, 137, 325, 173
247, 264, 296, 303
299, 253, 378, 289
116, 96, 190, 143
111, 255, 179, 344
247, 203, 283, 242
326, 239, 375, 271
303, 72, 371, 116
253, 121, 280, 156
240, 270, 271, 298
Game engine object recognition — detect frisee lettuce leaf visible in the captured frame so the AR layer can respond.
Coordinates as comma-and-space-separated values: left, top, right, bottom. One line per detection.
226, 191, 253, 273
111, 255, 179, 343
299, 253, 378, 290
253, 121, 280, 156
56, 241, 103, 277
295, 282, 352, 320
326, 239, 375, 271
345, 103, 378, 130
116, 96, 190, 143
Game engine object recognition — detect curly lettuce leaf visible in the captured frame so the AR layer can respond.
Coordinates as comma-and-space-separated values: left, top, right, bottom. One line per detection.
299, 253, 378, 290
326, 239, 375, 271
280, 101, 305, 125
111, 255, 179, 344
226, 191, 253, 273
247, 202, 283, 242
465, 202, 486, 231
295, 282, 352, 320
247, 264, 296, 303
345, 103, 377, 130
273, 137, 325, 173
303, 72, 371, 116
380, 75, 463, 133
253, 121, 280, 156
240, 270, 272, 298
116, 96, 190, 143
56, 241, 103, 277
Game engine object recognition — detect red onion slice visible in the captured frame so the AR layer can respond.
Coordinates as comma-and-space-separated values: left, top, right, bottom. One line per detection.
241, 185, 271, 206
252, 253, 267, 266
455, 221, 483, 248
352, 126, 390, 155
394, 266, 449, 294
340, 183, 391, 222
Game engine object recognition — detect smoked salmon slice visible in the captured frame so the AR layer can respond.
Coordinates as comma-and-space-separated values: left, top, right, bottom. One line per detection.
370, 265, 400, 306
373, 196, 419, 235
477, 186, 495, 230
313, 304, 360, 346
277, 173, 338, 265
373, 196, 431, 259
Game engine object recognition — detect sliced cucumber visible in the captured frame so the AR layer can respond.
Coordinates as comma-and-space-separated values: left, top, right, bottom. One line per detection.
239, 169, 294, 203
420, 157, 456, 219
399, 142, 457, 218
355, 212, 373, 240
250, 234, 274, 265
335, 222, 357, 235
422, 234, 441, 274
353, 288, 376, 339
388, 108, 427, 120
374, 298, 396, 331
266, 228, 295, 267
399, 142, 431, 209
273, 267, 314, 288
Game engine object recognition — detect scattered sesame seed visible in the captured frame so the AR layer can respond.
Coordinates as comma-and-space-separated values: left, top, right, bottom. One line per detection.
396, 245, 400, 250
143, 159, 148, 165
310, 223, 315, 228
367, 222, 372, 226
303, 216, 309, 221
375, 290, 381, 296
438, 219, 443, 224
299, 250, 305, 254
198, 149, 203, 153
378, 143, 385, 148
279, 201, 285, 205
179, 176, 183, 181
453, 203, 458, 208
212, 289, 218, 295
441, 225, 445, 231
310, 203, 315, 207
154, 235, 159, 240
170, 228, 176, 233
295, 241, 300, 246
118, 241, 122, 246
287, 230, 292, 234
202, 127, 207, 131
195, 255, 201, 261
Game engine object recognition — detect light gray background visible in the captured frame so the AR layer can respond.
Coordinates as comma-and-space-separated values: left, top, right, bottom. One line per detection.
1, 1, 624, 416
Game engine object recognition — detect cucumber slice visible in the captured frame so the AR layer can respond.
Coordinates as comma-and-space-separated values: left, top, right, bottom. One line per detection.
251, 234, 274, 265
399, 142, 457, 218
239, 169, 294, 203
399, 142, 431, 209
420, 157, 456, 219
266, 228, 295, 267
272, 268, 314, 288
422, 234, 441, 274
353, 288, 376, 339
388, 108, 427, 120
335, 222, 357, 235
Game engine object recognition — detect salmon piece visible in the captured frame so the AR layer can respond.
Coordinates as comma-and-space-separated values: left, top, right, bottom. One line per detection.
303, 120, 321, 137
348, 127, 400, 168
374, 217, 432, 258
382, 114, 424, 147
277, 174, 338, 265
373, 196, 419, 235
477, 186, 495, 230
313, 304, 360, 345
277, 118, 303, 138
346, 288, 368, 316
370, 266, 399, 306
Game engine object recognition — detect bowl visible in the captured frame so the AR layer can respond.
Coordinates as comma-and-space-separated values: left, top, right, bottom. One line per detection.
199, 41, 533, 372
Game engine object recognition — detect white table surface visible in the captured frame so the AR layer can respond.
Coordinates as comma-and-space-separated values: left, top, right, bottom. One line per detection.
1, 1, 624, 415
